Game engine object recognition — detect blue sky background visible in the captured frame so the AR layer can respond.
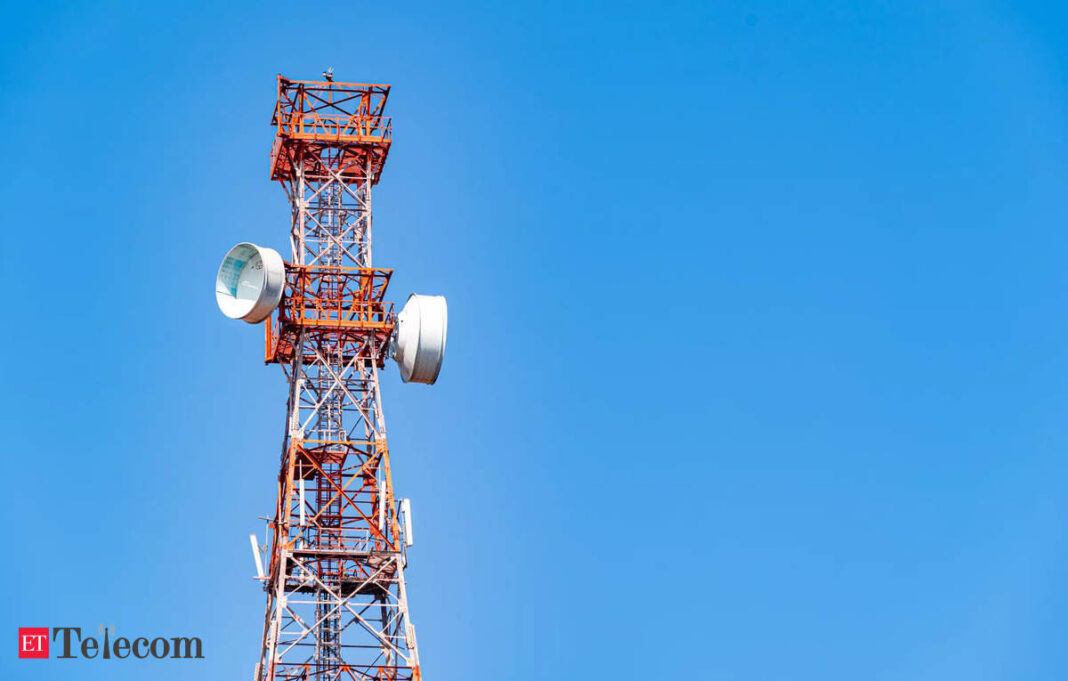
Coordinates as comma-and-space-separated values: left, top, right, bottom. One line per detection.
3, 1, 1068, 679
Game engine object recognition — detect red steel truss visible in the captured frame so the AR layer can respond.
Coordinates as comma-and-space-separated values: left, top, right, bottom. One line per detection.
270, 76, 392, 184
253, 75, 422, 681
266, 266, 396, 366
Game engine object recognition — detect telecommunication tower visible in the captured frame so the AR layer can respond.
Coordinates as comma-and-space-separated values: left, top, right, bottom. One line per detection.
215, 74, 447, 681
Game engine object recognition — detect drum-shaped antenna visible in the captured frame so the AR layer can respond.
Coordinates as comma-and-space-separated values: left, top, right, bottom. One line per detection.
393, 294, 448, 384
215, 242, 286, 324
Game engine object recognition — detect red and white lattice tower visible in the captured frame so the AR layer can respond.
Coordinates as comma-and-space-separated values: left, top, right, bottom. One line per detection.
216, 73, 447, 681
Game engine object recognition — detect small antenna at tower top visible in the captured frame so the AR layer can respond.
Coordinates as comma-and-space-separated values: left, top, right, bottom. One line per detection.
323, 67, 334, 82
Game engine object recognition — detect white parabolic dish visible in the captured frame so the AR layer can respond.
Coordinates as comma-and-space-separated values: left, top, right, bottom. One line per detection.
394, 294, 448, 384
215, 242, 286, 324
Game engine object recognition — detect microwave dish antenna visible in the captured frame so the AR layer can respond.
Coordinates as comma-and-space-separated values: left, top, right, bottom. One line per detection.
392, 294, 448, 384
215, 242, 285, 323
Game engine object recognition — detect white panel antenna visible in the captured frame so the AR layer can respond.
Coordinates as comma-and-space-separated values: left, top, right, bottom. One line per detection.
249, 533, 265, 580
401, 498, 414, 547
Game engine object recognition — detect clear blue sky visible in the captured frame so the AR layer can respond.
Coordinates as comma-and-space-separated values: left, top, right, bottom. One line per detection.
2, 1, 1068, 679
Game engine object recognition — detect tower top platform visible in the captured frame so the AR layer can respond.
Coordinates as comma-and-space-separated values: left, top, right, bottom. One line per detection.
270, 74, 392, 184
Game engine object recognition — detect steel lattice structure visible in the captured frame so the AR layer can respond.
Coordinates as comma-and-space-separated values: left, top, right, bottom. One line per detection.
253, 75, 421, 681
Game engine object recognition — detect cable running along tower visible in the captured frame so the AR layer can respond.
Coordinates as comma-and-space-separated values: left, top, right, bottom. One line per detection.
215, 74, 448, 681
